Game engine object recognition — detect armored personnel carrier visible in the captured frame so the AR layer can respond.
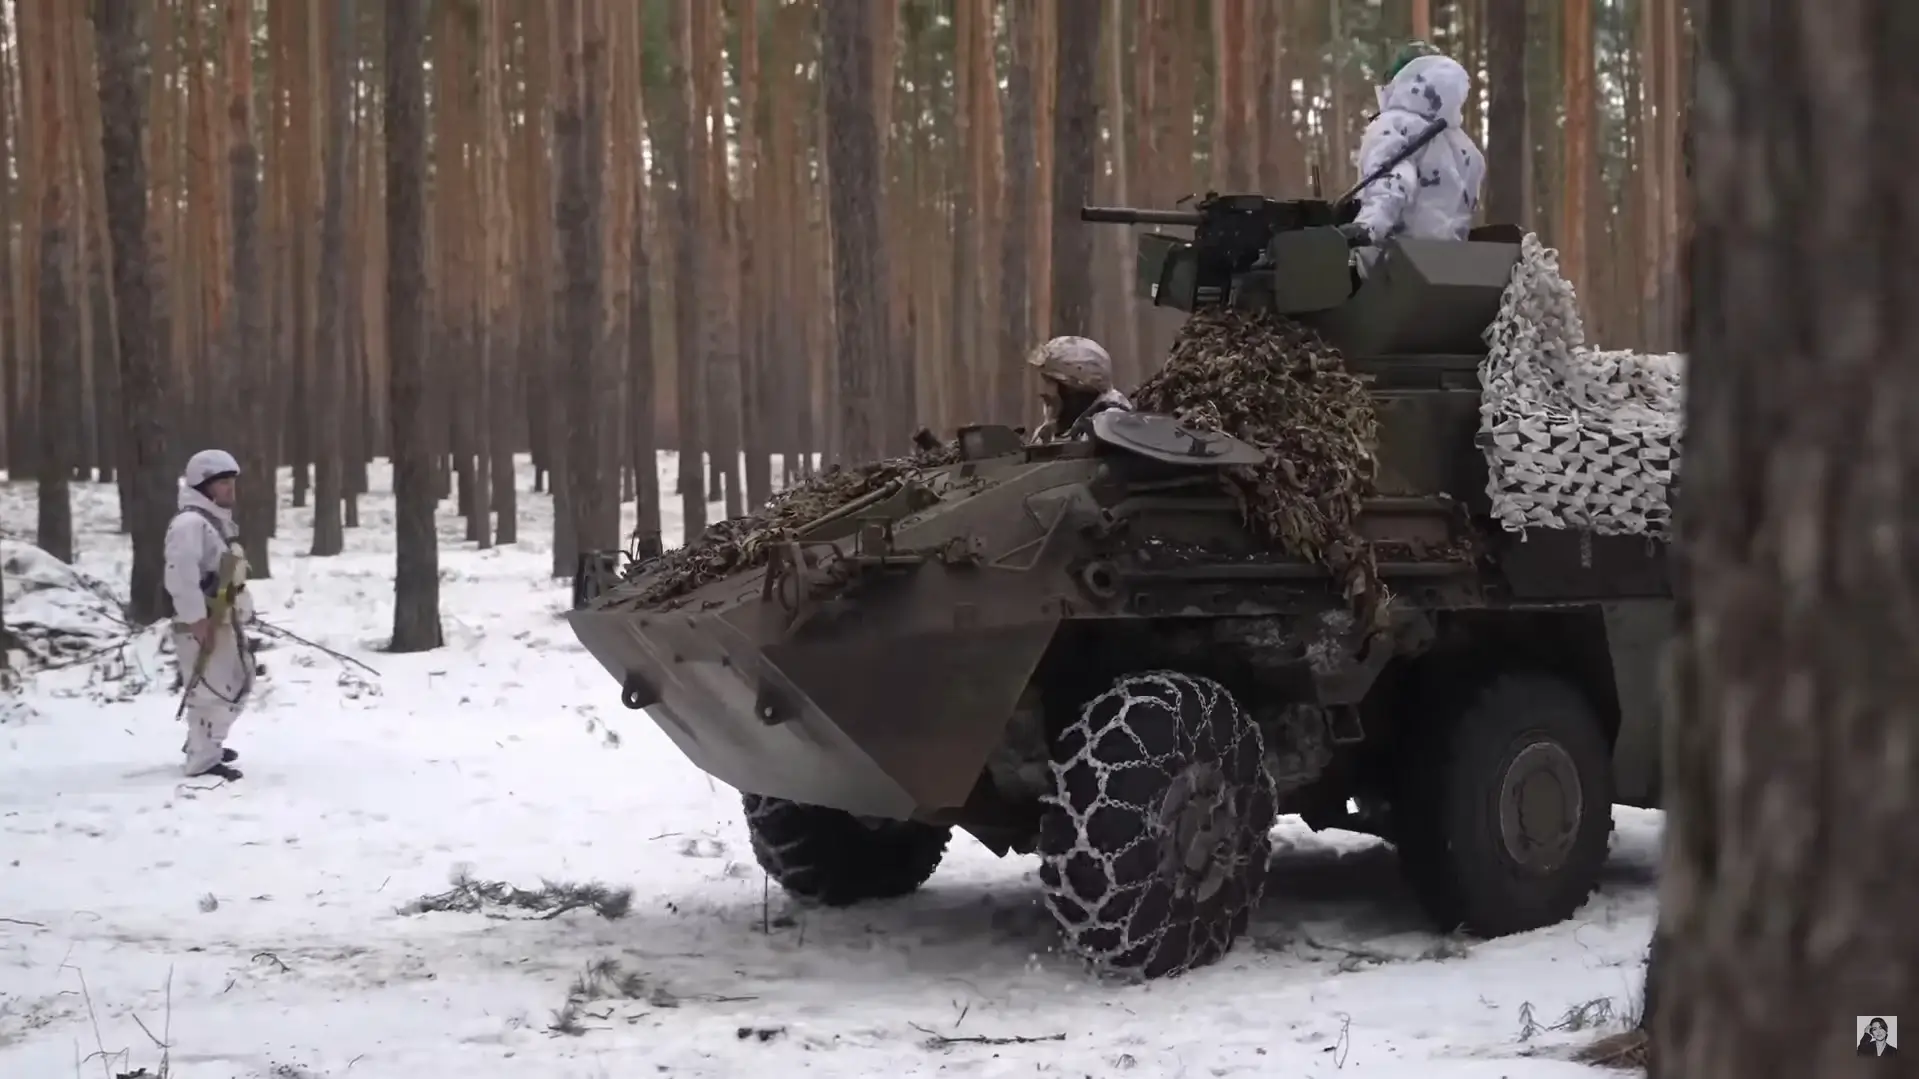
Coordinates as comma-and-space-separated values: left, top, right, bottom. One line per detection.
568, 177, 1674, 980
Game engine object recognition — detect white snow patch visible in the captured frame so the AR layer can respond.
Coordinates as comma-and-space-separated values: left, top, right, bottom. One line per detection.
0, 454, 1657, 1077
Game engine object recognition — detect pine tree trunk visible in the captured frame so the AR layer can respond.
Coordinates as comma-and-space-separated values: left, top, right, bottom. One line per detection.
735, 0, 770, 511
483, 0, 516, 546
1651, 1, 1919, 1072
557, 0, 612, 562
1210, 0, 1248, 190
384, 0, 442, 652
95, 0, 173, 619
33, 0, 76, 565
225, 0, 274, 578
997, 0, 1036, 427
0, 13, 20, 484
1557, 0, 1591, 302
1100, 1, 1138, 386
945, 0, 975, 442
819, 0, 888, 464
1484, 0, 1527, 228
309, 0, 351, 557
1049, 0, 1101, 338
626, 120, 658, 538
659, 0, 705, 537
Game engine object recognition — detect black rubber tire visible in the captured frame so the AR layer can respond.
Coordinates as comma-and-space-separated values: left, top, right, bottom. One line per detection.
741, 793, 951, 907
1037, 671, 1278, 979
1391, 671, 1615, 937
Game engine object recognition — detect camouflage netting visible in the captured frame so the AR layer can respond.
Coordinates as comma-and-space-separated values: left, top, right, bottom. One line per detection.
1479, 234, 1685, 535
604, 441, 962, 609
1130, 307, 1389, 632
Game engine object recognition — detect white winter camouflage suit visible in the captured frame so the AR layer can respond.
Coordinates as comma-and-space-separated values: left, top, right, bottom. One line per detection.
1350, 54, 1486, 246
164, 456, 256, 776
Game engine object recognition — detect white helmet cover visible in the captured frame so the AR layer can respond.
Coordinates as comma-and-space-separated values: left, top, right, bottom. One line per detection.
183, 448, 242, 488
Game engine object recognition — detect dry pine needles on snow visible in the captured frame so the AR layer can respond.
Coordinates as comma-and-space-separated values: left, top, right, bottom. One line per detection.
1131, 306, 1388, 632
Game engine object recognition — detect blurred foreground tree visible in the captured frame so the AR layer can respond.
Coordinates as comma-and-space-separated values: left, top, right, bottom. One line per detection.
1648, 0, 1919, 1074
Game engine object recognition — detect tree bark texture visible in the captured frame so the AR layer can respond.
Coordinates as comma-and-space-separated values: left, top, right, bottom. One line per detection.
1484, 0, 1528, 228
384, 0, 442, 651
310, 0, 352, 558
225, 0, 273, 578
34, 0, 76, 565
819, 0, 889, 464
997, 0, 1036, 426
659, 0, 705, 535
1049, 0, 1100, 338
1652, 1, 1919, 1074
96, 0, 172, 615
558, 0, 613, 558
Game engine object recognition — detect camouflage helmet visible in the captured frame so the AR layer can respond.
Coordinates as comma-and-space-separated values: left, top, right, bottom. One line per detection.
1386, 39, 1443, 81
1026, 336, 1116, 394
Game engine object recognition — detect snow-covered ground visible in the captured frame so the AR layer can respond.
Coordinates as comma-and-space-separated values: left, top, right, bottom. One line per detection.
1, 456, 1656, 1078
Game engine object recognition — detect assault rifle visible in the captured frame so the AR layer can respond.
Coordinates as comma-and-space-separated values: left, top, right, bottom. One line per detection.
174, 547, 248, 719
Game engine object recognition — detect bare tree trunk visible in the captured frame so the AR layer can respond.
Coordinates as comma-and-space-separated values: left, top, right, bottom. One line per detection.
33, 0, 76, 564
1210, 0, 1248, 190
1558, 0, 1592, 303
483, 0, 516, 545
310, 0, 352, 558
95, 0, 173, 617
736, 0, 771, 511
1049, 0, 1100, 337
626, 133, 658, 538
944, 0, 975, 442
225, 0, 274, 578
556, 0, 612, 562
997, 0, 1036, 426
819, 0, 888, 464
1651, 1, 1919, 1073
0, 6, 20, 485
384, 0, 442, 651
1484, 0, 1527, 227
658, 0, 705, 537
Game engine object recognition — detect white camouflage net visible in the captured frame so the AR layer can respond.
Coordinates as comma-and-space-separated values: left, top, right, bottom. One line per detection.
1037, 671, 1277, 979
1479, 234, 1686, 536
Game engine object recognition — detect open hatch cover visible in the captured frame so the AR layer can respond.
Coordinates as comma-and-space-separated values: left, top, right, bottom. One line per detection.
1090, 410, 1268, 467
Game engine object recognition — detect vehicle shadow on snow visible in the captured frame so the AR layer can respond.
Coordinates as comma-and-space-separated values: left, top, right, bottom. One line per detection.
544, 817, 1661, 997
1250, 825, 1659, 947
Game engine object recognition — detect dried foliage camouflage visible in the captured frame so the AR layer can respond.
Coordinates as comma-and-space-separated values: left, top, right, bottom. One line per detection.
607, 441, 962, 609
613, 308, 1385, 626
1130, 307, 1387, 632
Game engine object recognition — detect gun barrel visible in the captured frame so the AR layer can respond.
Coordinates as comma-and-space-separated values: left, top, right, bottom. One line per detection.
1080, 205, 1205, 227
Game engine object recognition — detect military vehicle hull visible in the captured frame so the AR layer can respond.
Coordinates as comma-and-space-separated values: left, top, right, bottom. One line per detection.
569, 228, 1673, 981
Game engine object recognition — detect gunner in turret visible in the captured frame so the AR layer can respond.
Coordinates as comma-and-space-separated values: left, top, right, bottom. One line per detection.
1347, 41, 1486, 247
1026, 336, 1133, 443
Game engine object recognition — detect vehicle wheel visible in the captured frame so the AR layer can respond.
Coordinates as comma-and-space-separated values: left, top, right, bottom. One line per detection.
741, 793, 951, 907
1038, 671, 1278, 979
1391, 671, 1615, 937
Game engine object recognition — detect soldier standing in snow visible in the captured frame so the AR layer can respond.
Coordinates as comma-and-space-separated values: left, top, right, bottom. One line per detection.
164, 449, 257, 781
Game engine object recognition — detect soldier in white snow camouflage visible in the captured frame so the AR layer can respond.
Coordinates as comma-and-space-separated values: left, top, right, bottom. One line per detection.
1025, 336, 1132, 443
164, 448, 258, 780
1348, 41, 1486, 248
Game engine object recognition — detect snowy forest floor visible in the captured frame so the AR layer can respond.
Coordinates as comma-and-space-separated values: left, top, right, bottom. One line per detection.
1, 457, 1655, 1078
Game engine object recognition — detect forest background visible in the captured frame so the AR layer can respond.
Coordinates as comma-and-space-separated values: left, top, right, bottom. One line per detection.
0, 0, 1690, 630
